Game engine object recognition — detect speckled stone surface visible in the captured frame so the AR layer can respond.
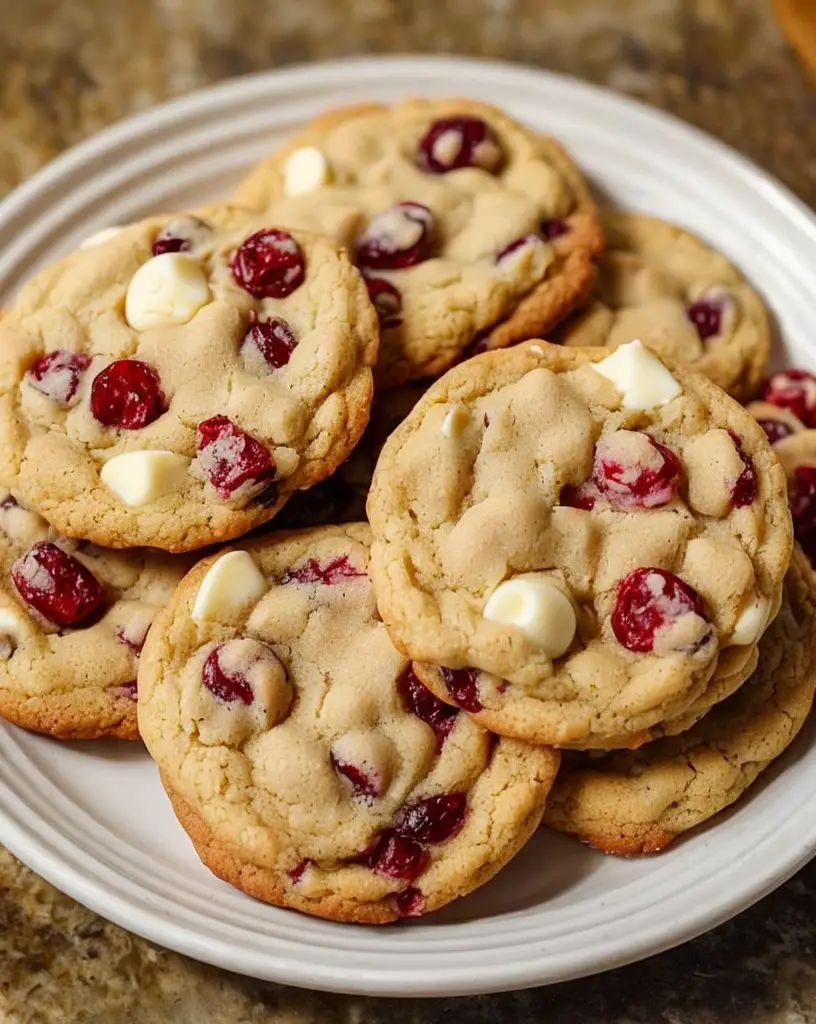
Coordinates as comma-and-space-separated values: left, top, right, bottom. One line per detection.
2, 1, 816, 1022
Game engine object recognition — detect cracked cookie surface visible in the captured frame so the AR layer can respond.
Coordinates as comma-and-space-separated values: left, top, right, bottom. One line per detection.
137, 523, 558, 923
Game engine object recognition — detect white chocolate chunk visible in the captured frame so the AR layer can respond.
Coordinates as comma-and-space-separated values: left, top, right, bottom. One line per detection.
483, 577, 576, 657
0, 605, 28, 655
192, 551, 267, 623
283, 146, 332, 195
729, 596, 771, 646
442, 404, 470, 439
125, 252, 211, 331
593, 340, 682, 410
528, 344, 545, 356
101, 450, 190, 507
79, 226, 124, 249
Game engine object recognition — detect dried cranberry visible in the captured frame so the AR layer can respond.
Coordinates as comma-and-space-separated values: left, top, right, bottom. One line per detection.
195, 415, 275, 499
281, 555, 365, 585
243, 317, 298, 370
612, 568, 709, 654
395, 794, 467, 844
90, 359, 166, 429
288, 859, 311, 884
361, 831, 428, 881
397, 667, 459, 747
331, 753, 381, 798
231, 228, 305, 299
592, 432, 681, 510
392, 887, 426, 918
757, 419, 794, 445
202, 644, 254, 705
11, 542, 107, 627
356, 203, 435, 270
789, 466, 816, 557
762, 370, 816, 429
687, 295, 726, 339
365, 277, 403, 326
417, 116, 503, 174
152, 216, 212, 256
559, 482, 597, 510
28, 350, 91, 406
541, 218, 569, 240
728, 432, 757, 508
440, 667, 483, 712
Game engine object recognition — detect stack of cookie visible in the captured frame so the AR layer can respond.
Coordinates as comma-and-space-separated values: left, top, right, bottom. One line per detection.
0, 97, 812, 924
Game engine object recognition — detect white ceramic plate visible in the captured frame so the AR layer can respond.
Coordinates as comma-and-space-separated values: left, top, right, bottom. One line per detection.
1, 56, 815, 998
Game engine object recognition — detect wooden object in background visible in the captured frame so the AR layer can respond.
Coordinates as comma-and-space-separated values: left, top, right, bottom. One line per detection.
774, 0, 816, 82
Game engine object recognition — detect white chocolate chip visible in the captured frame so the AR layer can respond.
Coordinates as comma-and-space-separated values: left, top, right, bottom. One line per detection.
125, 252, 211, 331
0, 605, 28, 656
441, 404, 470, 439
593, 340, 682, 410
101, 451, 190, 507
192, 551, 268, 623
528, 344, 545, 356
483, 577, 576, 657
79, 226, 124, 249
728, 596, 771, 646
283, 146, 332, 195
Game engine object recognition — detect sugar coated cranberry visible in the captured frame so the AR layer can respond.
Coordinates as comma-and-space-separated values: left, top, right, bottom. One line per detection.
762, 370, 816, 429
90, 359, 166, 429
392, 887, 426, 918
195, 415, 275, 499
418, 116, 503, 175
395, 794, 467, 844
11, 542, 107, 627
559, 482, 597, 510
542, 218, 569, 240
330, 753, 382, 798
281, 555, 365, 585
356, 203, 435, 270
592, 431, 681, 510
789, 466, 816, 557
28, 350, 91, 407
687, 294, 727, 339
365, 277, 403, 326
440, 667, 483, 712
243, 317, 298, 370
231, 228, 305, 298
152, 215, 212, 257
612, 568, 710, 654
202, 644, 255, 705
397, 667, 459, 747
361, 831, 429, 881
728, 432, 757, 508
757, 419, 794, 445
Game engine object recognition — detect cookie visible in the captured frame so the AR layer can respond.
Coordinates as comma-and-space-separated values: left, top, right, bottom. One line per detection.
543, 545, 816, 853
0, 206, 378, 552
0, 491, 189, 739
369, 340, 793, 748
232, 99, 603, 387
137, 524, 559, 924
552, 210, 770, 402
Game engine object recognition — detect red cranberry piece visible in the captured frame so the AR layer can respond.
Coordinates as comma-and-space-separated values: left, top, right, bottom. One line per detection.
195, 415, 275, 499
393, 887, 426, 918
152, 215, 212, 257
395, 794, 467, 844
592, 432, 681, 510
397, 667, 459, 747
28, 350, 91, 406
541, 218, 569, 240
559, 482, 597, 510
361, 831, 428, 881
356, 203, 435, 270
728, 432, 757, 508
365, 277, 403, 326
202, 644, 254, 705
243, 317, 298, 370
612, 568, 710, 654
11, 542, 107, 627
331, 753, 381, 798
418, 116, 503, 174
762, 370, 816, 428
440, 667, 483, 712
789, 466, 816, 552
687, 295, 726, 339
231, 229, 305, 299
288, 859, 312, 884
281, 555, 365, 585
90, 359, 166, 429
757, 419, 794, 445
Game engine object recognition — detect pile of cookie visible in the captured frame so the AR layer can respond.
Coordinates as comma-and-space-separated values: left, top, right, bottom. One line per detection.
0, 98, 814, 924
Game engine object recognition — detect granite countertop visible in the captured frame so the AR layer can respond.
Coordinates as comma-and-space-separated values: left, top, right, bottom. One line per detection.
2, 1, 816, 1021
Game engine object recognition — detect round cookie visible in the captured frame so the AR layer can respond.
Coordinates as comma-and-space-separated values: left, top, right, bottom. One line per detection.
543, 545, 816, 853
0, 491, 189, 739
232, 99, 603, 388
369, 340, 793, 748
0, 206, 378, 552
552, 210, 770, 402
137, 524, 559, 924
